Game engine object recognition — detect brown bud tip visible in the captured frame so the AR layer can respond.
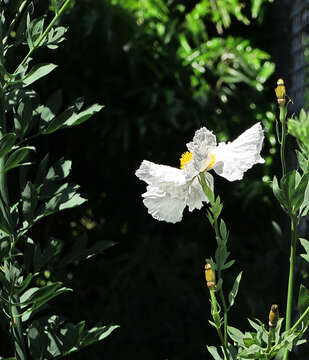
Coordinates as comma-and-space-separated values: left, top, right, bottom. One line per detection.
205, 263, 216, 290
269, 304, 279, 328
275, 78, 286, 104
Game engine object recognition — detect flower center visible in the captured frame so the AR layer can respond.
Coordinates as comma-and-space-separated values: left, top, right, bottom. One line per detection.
180, 151, 193, 169
205, 154, 216, 171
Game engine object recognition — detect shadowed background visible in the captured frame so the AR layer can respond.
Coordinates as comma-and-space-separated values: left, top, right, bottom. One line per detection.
3, 0, 309, 359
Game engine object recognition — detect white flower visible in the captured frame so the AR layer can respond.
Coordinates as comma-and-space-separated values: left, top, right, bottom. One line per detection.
136, 122, 264, 223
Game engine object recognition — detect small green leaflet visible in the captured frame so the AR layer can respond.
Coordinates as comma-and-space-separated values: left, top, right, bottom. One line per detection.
228, 271, 242, 308
23, 63, 58, 87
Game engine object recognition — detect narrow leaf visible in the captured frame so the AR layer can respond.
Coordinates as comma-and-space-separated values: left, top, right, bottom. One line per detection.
300, 238, 309, 263
2, 146, 34, 173
228, 271, 242, 308
272, 176, 288, 212
207, 346, 223, 360
0, 133, 16, 159
298, 284, 309, 327
23, 63, 57, 86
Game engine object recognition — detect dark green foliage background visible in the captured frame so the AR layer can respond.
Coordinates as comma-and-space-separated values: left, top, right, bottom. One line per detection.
4, 0, 306, 358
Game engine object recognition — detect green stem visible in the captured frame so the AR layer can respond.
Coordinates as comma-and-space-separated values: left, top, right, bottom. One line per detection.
13, 0, 72, 75
279, 105, 287, 177
283, 215, 297, 360
290, 303, 309, 332
2, 0, 29, 46
10, 294, 27, 360
0, 102, 26, 358
210, 290, 229, 360
266, 326, 275, 353
200, 173, 229, 352
213, 215, 228, 347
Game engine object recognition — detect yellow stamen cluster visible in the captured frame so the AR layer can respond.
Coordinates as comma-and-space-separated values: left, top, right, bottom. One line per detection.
206, 154, 216, 171
180, 151, 193, 169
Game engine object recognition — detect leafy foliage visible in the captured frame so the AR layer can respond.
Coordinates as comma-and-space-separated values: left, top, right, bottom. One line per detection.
40, 0, 278, 359
0, 1, 117, 359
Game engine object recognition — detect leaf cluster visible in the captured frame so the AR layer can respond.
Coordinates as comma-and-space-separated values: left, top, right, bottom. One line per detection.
0, 1, 117, 358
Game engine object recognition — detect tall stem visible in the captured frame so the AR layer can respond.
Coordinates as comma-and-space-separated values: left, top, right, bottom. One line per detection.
266, 326, 275, 353
200, 173, 229, 355
10, 295, 27, 360
13, 0, 72, 75
210, 290, 229, 360
0, 89, 27, 360
213, 214, 228, 347
279, 105, 287, 177
276, 102, 296, 360
290, 302, 309, 332
283, 215, 297, 360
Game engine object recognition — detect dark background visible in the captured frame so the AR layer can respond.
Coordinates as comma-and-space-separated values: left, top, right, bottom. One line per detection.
5, 0, 309, 359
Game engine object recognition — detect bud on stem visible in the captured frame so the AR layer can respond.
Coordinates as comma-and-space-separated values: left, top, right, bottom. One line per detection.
275, 78, 286, 106
269, 304, 279, 328
205, 263, 216, 290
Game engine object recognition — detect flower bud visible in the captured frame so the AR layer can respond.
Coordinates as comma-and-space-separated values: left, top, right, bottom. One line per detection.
205, 263, 216, 290
275, 78, 286, 105
269, 304, 279, 328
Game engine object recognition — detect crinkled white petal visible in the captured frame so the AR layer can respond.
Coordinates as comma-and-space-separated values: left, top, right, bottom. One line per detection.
142, 185, 187, 223
135, 160, 187, 189
187, 173, 214, 211
184, 127, 217, 179
212, 123, 265, 181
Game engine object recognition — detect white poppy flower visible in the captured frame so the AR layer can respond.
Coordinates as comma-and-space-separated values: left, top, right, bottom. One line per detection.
136, 122, 264, 223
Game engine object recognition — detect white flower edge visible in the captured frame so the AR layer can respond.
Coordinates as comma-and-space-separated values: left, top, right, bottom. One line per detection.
184, 122, 265, 182
136, 161, 213, 223
136, 122, 265, 223
212, 122, 265, 181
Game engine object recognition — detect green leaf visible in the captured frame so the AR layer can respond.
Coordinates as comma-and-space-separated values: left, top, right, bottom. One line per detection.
26, 16, 45, 50
215, 243, 230, 271
46, 26, 67, 49
296, 150, 309, 173
61, 233, 114, 265
219, 219, 228, 241
207, 346, 223, 360
35, 237, 64, 271
238, 344, 262, 358
272, 176, 288, 213
15, 273, 33, 296
20, 283, 70, 306
212, 196, 223, 220
79, 324, 119, 349
42, 102, 103, 134
2, 146, 34, 173
251, 0, 270, 18
0, 213, 11, 234
27, 315, 118, 359
300, 238, 309, 263
228, 271, 242, 308
23, 63, 58, 87
4, 261, 22, 284
0, 133, 16, 159
45, 158, 71, 182
20, 284, 71, 320
298, 284, 309, 327
22, 181, 38, 222
15, 96, 33, 137
274, 318, 284, 344
221, 259, 235, 270
227, 326, 245, 345
43, 183, 86, 214
292, 172, 309, 212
